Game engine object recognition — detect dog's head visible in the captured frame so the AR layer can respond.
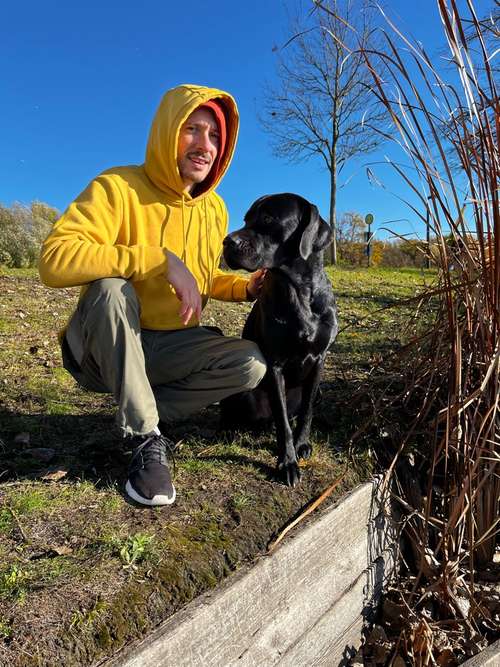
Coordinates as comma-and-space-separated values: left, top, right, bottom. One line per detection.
222, 193, 332, 272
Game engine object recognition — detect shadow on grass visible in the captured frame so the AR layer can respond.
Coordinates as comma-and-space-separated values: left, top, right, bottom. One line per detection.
0, 409, 127, 487
0, 372, 375, 495
0, 407, 278, 489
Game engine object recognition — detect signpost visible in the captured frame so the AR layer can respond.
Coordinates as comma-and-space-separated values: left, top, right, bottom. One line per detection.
364, 213, 374, 267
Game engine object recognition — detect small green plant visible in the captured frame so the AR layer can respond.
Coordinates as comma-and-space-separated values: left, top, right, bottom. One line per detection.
0, 565, 28, 603
70, 599, 107, 629
0, 619, 12, 639
117, 533, 155, 570
232, 493, 251, 511
0, 509, 13, 534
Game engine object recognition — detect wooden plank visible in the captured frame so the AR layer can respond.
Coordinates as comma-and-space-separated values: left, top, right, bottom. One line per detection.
461, 640, 500, 667
108, 480, 395, 667
278, 571, 366, 666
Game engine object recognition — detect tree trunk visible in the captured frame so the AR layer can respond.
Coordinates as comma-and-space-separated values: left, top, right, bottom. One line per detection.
328, 162, 337, 265
328, 78, 339, 266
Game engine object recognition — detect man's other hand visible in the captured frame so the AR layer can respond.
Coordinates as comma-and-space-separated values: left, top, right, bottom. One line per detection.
165, 251, 202, 325
247, 269, 267, 300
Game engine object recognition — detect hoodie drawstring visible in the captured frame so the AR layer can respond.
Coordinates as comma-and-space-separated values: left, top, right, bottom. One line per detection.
181, 194, 187, 265
204, 198, 214, 297
180, 195, 214, 317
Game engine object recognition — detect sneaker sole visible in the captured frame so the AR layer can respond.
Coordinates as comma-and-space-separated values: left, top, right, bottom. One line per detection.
125, 480, 176, 506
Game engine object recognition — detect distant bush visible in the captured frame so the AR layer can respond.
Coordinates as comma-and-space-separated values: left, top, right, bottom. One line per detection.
0, 202, 58, 268
338, 239, 384, 267
379, 239, 430, 268
337, 237, 435, 268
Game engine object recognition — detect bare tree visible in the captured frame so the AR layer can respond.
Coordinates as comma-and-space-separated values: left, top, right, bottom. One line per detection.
336, 210, 366, 244
260, 0, 387, 263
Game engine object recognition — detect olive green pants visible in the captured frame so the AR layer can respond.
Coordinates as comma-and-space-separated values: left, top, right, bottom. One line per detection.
61, 278, 267, 437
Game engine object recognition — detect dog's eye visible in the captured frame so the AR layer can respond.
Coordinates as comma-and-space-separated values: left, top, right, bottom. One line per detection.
261, 214, 275, 225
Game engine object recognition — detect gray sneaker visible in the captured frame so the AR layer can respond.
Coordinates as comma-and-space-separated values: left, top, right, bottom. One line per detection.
125, 433, 176, 506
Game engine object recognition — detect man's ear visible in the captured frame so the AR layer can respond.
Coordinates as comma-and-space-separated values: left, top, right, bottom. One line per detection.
299, 204, 332, 259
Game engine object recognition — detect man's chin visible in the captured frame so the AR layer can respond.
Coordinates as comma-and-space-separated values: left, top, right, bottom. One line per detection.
185, 173, 209, 186
179, 166, 212, 189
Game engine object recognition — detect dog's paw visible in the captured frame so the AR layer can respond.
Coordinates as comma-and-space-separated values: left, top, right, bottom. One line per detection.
295, 442, 312, 460
277, 460, 301, 487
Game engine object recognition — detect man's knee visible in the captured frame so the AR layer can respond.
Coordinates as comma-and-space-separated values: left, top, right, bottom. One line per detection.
240, 341, 267, 390
81, 278, 139, 322
85, 277, 136, 303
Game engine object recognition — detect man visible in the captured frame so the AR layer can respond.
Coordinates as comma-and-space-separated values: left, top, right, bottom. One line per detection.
39, 84, 267, 507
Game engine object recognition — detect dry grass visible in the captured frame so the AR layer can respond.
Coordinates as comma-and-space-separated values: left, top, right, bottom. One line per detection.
315, 0, 499, 663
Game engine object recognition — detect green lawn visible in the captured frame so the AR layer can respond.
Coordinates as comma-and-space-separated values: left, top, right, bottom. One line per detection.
0, 265, 434, 666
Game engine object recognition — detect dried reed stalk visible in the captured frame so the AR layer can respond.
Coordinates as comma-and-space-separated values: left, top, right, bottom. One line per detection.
314, 0, 499, 661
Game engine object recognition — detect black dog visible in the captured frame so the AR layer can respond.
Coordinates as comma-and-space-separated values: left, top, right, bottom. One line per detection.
221, 193, 338, 487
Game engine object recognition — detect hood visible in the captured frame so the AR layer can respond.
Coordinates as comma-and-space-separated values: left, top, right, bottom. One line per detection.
144, 84, 239, 202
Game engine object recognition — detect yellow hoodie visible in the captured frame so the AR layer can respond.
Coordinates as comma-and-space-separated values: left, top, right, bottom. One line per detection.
39, 84, 249, 330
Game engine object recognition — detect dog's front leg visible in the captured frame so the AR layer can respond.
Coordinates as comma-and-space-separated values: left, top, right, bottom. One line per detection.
268, 366, 300, 487
294, 359, 323, 460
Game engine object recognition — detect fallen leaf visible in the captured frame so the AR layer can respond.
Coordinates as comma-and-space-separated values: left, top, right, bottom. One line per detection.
39, 468, 68, 482
437, 648, 456, 666
51, 545, 73, 556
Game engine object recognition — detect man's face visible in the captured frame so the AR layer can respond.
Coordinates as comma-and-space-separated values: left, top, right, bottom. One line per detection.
177, 108, 220, 191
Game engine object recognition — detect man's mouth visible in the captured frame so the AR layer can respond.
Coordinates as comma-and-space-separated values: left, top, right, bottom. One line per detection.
188, 154, 211, 168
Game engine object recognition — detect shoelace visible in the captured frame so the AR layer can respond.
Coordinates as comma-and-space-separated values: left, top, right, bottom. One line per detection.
130, 434, 177, 477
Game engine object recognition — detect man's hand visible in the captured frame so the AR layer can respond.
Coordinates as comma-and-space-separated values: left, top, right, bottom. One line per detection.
247, 268, 267, 300
165, 251, 202, 325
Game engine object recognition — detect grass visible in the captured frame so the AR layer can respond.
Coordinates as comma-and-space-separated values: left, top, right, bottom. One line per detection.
0, 565, 29, 603
0, 620, 12, 640
0, 264, 431, 665
70, 599, 108, 630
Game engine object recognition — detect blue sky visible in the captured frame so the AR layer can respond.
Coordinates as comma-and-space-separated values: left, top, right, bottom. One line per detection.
0, 0, 491, 241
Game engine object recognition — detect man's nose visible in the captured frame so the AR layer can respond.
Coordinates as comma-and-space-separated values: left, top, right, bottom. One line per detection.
196, 130, 215, 153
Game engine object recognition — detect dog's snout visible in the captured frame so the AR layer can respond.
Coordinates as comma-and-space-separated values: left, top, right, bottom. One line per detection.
222, 229, 260, 272
223, 234, 241, 248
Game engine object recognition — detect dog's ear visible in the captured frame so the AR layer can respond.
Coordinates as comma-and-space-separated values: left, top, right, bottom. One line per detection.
299, 204, 333, 259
